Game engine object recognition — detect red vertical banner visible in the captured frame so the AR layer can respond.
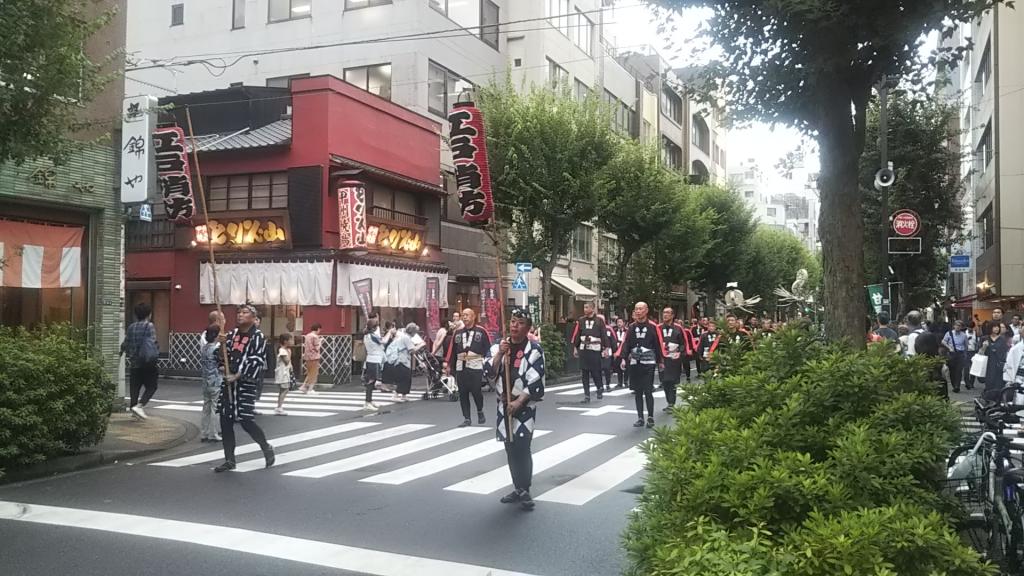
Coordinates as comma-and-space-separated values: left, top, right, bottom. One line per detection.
337, 180, 367, 250
479, 278, 501, 344
426, 277, 440, 338
448, 102, 494, 225
352, 278, 373, 319
153, 126, 196, 223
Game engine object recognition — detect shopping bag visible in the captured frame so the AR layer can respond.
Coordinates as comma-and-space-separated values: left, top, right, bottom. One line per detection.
969, 354, 988, 378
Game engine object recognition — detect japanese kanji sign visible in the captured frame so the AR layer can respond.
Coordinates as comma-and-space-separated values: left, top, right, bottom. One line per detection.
337, 180, 368, 250
153, 126, 196, 223
120, 95, 157, 203
448, 102, 495, 225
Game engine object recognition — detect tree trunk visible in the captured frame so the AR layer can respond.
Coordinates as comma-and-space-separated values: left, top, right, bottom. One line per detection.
615, 248, 635, 314
540, 262, 556, 325
818, 85, 868, 346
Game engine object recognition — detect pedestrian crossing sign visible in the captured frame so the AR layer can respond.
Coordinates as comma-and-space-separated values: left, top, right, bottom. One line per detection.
511, 273, 527, 291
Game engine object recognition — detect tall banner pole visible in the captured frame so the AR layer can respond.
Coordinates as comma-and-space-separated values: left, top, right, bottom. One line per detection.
488, 227, 514, 444
185, 107, 233, 408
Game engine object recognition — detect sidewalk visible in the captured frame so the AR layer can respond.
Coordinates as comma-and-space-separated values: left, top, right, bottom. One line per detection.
2, 412, 197, 484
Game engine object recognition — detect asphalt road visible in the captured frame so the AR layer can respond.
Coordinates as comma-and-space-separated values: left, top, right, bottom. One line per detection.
0, 377, 682, 576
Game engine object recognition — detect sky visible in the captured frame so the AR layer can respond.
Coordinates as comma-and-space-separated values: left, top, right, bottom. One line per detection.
606, 2, 820, 187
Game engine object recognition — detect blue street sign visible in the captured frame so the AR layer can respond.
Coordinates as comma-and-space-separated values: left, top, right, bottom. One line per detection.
950, 254, 970, 273
511, 273, 528, 291
138, 204, 152, 222
515, 262, 533, 273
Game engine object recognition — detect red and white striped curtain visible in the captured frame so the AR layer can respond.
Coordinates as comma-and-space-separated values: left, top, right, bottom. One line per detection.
0, 220, 84, 289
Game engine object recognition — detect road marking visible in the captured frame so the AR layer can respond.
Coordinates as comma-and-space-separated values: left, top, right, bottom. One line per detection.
151, 404, 338, 417
444, 433, 614, 495
535, 446, 647, 505
543, 383, 583, 392
258, 396, 393, 407
286, 427, 488, 479
235, 424, 433, 473
361, 431, 553, 485
557, 406, 636, 416
605, 388, 634, 397
251, 401, 362, 412
0, 501, 539, 576
151, 422, 380, 467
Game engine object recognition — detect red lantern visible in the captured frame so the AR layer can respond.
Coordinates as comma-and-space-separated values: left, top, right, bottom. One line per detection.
448, 102, 495, 224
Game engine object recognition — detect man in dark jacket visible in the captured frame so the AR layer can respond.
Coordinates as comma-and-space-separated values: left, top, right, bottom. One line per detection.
571, 302, 609, 402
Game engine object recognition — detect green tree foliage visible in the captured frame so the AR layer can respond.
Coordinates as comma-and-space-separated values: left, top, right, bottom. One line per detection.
0, 325, 114, 478
647, 0, 1004, 345
860, 93, 965, 313
0, 0, 116, 164
737, 226, 820, 311
689, 186, 757, 301
478, 83, 618, 322
624, 326, 990, 575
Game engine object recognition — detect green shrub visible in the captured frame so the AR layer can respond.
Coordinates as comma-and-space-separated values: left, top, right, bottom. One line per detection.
540, 323, 565, 374
0, 324, 115, 477
625, 324, 989, 576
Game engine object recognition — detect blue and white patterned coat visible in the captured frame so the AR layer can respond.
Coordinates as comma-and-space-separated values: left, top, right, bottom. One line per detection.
486, 339, 545, 443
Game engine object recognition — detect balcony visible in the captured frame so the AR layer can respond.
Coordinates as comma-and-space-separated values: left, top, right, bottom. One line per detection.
368, 205, 427, 229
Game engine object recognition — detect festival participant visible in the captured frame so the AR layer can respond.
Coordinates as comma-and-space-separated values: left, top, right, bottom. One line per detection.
487, 309, 545, 511
571, 302, 610, 402
613, 317, 629, 389
446, 308, 491, 427
682, 318, 698, 383
213, 304, 274, 473
697, 321, 720, 375
658, 307, 687, 412
722, 313, 752, 351
598, 314, 617, 394
617, 302, 665, 429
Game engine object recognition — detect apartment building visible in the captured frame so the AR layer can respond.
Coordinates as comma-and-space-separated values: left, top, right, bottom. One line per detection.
952, 5, 1024, 317
729, 159, 820, 253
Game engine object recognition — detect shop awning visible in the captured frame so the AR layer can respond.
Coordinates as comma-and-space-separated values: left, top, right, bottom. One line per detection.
336, 262, 449, 309
551, 275, 597, 301
952, 294, 978, 309
199, 261, 333, 306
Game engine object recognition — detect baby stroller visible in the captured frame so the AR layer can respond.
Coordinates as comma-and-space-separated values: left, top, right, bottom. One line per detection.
418, 349, 458, 401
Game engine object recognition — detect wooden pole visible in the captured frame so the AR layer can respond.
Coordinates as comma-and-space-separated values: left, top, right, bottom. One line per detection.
184, 107, 233, 407
488, 224, 514, 443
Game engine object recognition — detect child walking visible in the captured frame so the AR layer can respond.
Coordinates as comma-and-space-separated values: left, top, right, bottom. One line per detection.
274, 333, 294, 416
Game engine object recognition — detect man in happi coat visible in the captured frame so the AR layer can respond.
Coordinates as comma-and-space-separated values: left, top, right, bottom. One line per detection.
487, 308, 545, 511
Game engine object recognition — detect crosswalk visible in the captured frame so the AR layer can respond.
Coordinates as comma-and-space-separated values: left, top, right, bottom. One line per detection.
142, 390, 416, 418
149, 421, 648, 506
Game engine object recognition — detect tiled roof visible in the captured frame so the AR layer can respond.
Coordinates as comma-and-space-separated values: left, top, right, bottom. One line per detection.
187, 119, 292, 153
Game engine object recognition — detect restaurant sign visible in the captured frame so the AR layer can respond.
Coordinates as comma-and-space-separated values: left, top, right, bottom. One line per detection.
365, 223, 423, 255
193, 212, 290, 250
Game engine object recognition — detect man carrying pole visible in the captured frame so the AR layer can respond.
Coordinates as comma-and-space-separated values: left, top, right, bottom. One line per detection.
487, 308, 545, 511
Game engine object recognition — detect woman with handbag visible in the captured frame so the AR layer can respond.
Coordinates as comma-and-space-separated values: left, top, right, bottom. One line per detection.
981, 324, 1011, 402
120, 302, 161, 420
273, 333, 295, 416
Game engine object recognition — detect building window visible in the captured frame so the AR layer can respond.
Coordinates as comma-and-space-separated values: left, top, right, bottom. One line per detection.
977, 121, 993, 173
574, 79, 590, 101
233, 0, 245, 28
661, 137, 682, 171
345, 0, 391, 9
604, 90, 634, 135
481, 0, 499, 49
344, 63, 392, 100
547, 57, 569, 90
208, 173, 289, 211
547, 0, 571, 35
975, 38, 992, 97
744, 190, 754, 198
572, 225, 592, 262
171, 3, 184, 26
767, 207, 777, 217
661, 87, 682, 124
126, 219, 176, 251
573, 9, 594, 56
981, 205, 995, 249
269, 0, 311, 22
692, 113, 710, 154
428, 61, 472, 117
266, 73, 310, 89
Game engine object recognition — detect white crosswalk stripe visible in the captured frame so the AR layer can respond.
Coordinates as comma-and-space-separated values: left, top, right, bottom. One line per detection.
148, 423, 645, 506
444, 433, 614, 495
152, 404, 340, 417
140, 390, 415, 419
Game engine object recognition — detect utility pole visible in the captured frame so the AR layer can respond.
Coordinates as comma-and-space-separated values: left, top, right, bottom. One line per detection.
877, 77, 891, 318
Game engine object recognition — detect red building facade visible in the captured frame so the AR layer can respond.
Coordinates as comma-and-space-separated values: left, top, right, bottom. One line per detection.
125, 77, 446, 382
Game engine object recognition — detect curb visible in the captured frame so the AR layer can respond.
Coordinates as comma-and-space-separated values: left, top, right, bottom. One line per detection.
1, 415, 199, 485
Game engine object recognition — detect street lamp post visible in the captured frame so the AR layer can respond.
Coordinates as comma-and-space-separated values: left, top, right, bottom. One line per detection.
877, 77, 891, 318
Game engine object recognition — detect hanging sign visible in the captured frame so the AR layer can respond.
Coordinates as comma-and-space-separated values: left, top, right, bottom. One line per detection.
426, 277, 441, 337
365, 223, 423, 254
866, 284, 884, 316
153, 126, 196, 223
338, 180, 367, 250
480, 278, 501, 344
120, 95, 157, 203
448, 102, 495, 225
352, 278, 373, 319
891, 209, 921, 237
193, 213, 290, 250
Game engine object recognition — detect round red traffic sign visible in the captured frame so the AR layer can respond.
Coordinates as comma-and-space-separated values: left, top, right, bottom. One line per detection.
891, 210, 921, 237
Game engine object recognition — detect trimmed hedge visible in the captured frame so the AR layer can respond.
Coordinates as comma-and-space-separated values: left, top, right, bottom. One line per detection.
540, 323, 565, 374
0, 324, 114, 478
624, 326, 994, 575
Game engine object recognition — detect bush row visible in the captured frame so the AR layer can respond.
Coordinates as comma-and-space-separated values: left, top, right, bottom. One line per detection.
624, 327, 992, 575
0, 325, 115, 478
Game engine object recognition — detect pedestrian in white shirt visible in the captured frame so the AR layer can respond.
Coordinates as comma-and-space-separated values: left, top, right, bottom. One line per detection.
273, 333, 294, 416
362, 316, 384, 411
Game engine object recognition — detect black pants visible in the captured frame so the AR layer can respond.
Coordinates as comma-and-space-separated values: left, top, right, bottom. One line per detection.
948, 352, 967, 391
129, 362, 159, 407
630, 366, 655, 420
505, 435, 533, 492
580, 351, 603, 398
457, 369, 484, 419
663, 380, 679, 407
615, 367, 628, 388
603, 366, 612, 390
220, 414, 269, 463
682, 355, 692, 381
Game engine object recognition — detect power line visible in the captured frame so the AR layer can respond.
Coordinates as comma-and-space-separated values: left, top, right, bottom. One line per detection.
126, 3, 648, 73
